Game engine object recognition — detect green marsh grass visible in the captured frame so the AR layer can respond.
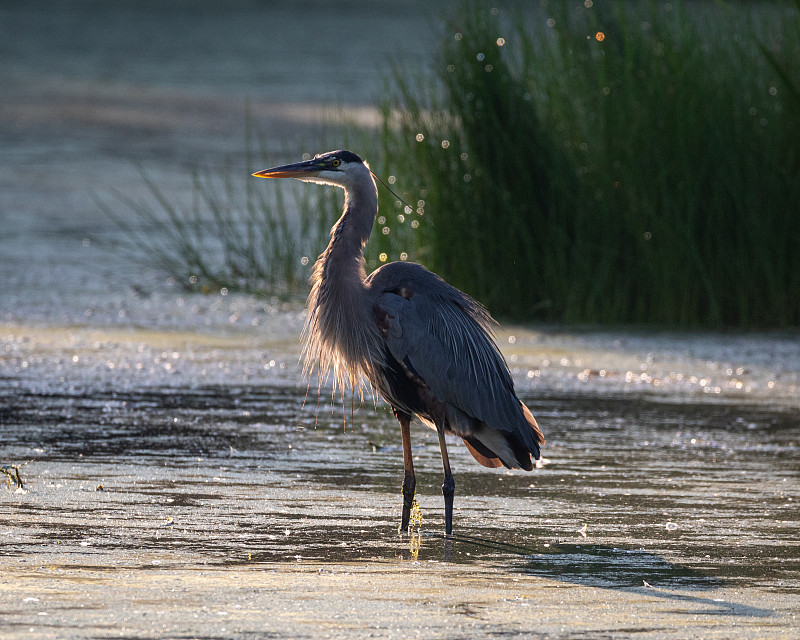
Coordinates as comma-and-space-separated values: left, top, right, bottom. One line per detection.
385, 0, 800, 326
100, 168, 335, 296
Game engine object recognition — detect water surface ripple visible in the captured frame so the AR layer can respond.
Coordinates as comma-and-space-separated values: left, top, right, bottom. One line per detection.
3, 382, 797, 595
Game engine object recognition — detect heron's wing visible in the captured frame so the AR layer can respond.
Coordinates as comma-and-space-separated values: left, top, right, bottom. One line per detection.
374, 290, 524, 436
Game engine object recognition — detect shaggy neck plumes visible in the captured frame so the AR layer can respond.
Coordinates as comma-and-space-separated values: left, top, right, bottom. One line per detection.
302, 171, 384, 394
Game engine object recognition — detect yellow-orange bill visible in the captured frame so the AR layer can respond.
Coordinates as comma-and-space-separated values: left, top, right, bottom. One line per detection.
252, 169, 299, 179
252, 158, 322, 179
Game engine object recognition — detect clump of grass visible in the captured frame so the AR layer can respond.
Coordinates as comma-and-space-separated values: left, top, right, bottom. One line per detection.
100, 166, 337, 296
385, 0, 800, 326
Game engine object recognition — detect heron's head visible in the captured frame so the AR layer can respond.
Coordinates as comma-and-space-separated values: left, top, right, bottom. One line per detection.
252, 150, 369, 190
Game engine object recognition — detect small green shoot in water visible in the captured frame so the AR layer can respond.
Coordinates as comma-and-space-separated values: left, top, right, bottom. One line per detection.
409, 498, 422, 531
398, 496, 424, 536
1, 462, 28, 491
407, 498, 423, 559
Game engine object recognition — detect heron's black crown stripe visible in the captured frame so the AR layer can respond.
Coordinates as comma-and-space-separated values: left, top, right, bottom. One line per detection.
328, 150, 363, 164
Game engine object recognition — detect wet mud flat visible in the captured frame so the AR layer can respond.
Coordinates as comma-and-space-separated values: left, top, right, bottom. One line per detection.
1, 324, 799, 639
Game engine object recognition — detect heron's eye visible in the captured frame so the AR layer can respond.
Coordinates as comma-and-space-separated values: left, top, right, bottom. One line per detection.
331, 158, 341, 168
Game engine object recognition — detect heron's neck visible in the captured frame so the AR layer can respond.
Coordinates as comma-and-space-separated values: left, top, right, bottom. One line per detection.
320, 178, 378, 288
304, 175, 382, 389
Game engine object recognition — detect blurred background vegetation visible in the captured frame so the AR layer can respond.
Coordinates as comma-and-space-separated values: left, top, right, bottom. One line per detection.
119, 0, 800, 327
384, 0, 800, 327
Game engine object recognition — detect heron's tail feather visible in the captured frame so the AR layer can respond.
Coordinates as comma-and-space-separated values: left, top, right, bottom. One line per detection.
463, 431, 535, 471
445, 402, 544, 471
462, 438, 504, 468
521, 400, 545, 447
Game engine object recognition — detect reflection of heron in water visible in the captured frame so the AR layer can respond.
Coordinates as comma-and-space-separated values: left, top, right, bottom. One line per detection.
253, 150, 544, 536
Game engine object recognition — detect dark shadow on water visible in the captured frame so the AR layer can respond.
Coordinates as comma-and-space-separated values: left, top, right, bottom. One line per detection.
515, 541, 717, 590
221, 525, 704, 589
441, 533, 718, 590
237, 527, 775, 619
444, 534, 774, 619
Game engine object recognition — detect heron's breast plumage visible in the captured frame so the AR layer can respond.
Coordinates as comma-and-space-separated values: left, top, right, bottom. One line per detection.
303, 253, 385, 394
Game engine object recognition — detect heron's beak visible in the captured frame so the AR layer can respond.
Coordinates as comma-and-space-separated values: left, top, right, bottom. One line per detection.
252, 158, 323, 179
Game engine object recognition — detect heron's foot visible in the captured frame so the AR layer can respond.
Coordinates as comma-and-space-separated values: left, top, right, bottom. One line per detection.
399, 508, 410, 534
442, 474, 455, 536
399, 497, 422, 534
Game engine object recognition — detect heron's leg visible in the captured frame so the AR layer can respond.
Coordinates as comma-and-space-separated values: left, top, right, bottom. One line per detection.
436, 424, 455, 536
398, 412, 416, 533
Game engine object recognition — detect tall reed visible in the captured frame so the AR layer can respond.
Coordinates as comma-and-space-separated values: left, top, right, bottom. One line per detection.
385, 0, 800, 326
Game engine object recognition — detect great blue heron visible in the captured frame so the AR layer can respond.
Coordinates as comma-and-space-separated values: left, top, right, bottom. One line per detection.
253, 150, 544, 535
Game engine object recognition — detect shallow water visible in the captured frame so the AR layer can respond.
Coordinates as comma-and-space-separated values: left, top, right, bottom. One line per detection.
3, 378, 798, 578
2, 354, 799, 637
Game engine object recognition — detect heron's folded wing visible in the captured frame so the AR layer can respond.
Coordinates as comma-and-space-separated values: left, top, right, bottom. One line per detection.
374, 291, 523, 434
